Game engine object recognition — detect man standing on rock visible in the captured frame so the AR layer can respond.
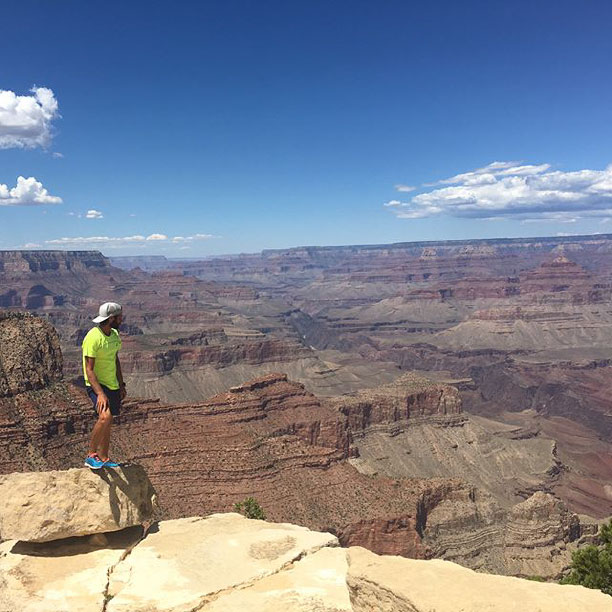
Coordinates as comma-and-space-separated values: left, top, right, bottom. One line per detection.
82, 302, 126, 469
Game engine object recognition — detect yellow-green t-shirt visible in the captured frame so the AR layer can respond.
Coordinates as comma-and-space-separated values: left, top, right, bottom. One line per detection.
82, 327, 122, 390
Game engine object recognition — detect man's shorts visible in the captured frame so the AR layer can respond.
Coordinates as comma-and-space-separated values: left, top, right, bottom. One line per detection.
87, 385, 121, 417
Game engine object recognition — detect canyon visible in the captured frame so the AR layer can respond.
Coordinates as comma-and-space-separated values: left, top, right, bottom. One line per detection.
0, 312, 604, 581
1, 234, 612, 581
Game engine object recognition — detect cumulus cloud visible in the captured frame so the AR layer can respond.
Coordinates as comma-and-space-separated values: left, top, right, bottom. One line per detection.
85, 209, 103, 219
385, 162, 612, 222
0, 87, 59, 149
0, 176, 62, 206
42, 233, 214, 249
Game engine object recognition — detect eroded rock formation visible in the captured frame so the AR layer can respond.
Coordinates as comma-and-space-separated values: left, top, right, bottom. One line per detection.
0, 313, 600, 579
0, 312, 62, 396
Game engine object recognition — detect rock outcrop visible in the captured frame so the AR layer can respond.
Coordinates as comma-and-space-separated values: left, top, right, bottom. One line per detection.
0, 509, 609, 612
0, 312, 62, 397
334, 373, 463, 433
346, 546, 610, 612
0, 466, 158, 542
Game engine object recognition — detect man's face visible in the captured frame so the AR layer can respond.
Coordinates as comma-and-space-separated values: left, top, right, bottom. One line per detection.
110, 313, 123, 329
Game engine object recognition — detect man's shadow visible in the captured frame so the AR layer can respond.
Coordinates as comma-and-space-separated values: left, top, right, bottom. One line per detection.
94, 464, 158, 526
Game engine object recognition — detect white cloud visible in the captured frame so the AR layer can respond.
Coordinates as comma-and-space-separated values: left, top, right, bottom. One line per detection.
85, 209, 103, 219
23, 242, 41, 248
0, 176, 62, 206
386, 162, 612, 222
395, 184, 416, 192
0, 87, 59, 149
172, 234, 214, 242
41, 232, 214, 249
46, 235, 147, 246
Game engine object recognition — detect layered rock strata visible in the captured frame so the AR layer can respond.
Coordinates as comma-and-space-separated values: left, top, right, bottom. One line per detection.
0, 315, 600, 578
0, 312, 62, 396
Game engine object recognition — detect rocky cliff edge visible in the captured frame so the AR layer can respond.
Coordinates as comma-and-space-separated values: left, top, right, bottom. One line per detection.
0, 468, 609, 612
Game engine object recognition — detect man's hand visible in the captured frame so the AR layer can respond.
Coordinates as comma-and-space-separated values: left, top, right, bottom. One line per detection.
96, 393, 110, 414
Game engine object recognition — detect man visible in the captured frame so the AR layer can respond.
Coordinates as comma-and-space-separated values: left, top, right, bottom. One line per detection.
82, 302, 126, 469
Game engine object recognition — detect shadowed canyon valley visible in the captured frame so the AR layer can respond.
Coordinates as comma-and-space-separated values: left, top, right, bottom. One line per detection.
1, 234, 612, 581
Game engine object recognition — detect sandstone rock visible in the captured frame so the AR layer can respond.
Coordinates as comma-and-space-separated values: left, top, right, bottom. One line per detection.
0, 512, 609, 612
106, 513, 338, 611
0, 466, 158, 542
0, 527, 142, 612
346, 546, 612, 612
204, 546, 352, 611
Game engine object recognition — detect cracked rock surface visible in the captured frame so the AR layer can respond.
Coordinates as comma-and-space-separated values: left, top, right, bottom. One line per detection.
106, 514, 338, 611
0, 527, 142, 612
1, 513, 610, 612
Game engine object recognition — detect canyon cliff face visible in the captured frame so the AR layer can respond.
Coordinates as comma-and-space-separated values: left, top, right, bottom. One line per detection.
336, 375, 561, 507
135, 235, 612, 519
0, 249, 397, 402
0, 314, 601, 579
0, 312, 63, 396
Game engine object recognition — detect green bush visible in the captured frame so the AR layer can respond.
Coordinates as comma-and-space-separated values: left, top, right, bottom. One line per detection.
560, 519, 612, 596
234, 497, 266, 520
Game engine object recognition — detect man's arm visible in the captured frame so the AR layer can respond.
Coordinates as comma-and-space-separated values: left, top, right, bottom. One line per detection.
85, 357, 110, 413
116, 355, 126, 400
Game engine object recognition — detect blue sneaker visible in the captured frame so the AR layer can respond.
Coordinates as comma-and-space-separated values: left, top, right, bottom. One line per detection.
84, 454, 104, 469
102, 459, 120, 468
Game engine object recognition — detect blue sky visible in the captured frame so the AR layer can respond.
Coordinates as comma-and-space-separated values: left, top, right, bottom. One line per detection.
1, 0, 611, 255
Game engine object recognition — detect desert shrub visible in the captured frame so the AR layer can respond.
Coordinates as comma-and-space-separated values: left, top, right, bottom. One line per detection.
234, 497, 266, 520
560, 519, 612, 596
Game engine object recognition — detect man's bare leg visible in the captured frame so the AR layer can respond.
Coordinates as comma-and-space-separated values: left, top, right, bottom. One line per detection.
98, 416, 113, 461
89, 411, 112, 457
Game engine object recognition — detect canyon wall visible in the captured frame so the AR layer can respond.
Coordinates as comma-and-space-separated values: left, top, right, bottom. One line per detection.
0, 314, 601, 579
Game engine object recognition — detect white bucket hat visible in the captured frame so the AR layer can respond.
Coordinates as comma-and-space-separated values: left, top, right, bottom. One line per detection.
92, 302, 123, 324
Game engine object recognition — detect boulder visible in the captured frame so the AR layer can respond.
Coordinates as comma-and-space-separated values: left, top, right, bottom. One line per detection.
0, 465, 158, 542
346, 546, 612, 612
